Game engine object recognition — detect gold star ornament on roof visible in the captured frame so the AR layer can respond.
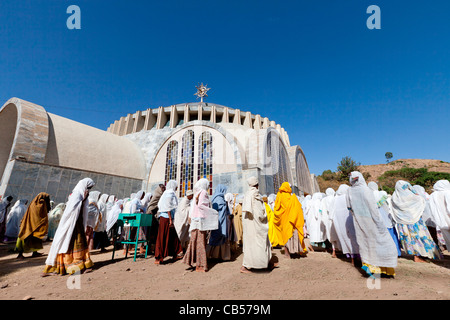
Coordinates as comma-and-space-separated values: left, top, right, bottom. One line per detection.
194, 83, 211, 102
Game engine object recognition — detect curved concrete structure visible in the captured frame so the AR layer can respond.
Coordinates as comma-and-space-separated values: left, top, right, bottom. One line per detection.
0, 98, 146, 203
0, 97, 315, 203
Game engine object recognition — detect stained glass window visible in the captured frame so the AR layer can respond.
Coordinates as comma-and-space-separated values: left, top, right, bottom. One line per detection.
198, 131, 213, 195
165, 140, 178, 184
179, 130, 195, 197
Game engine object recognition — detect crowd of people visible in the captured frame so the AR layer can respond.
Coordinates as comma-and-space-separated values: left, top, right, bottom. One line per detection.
0, 172, 449, 279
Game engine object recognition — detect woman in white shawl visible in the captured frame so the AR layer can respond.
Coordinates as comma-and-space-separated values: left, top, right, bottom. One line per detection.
86, 191, 101, 251
368, 182, 401, 257
330, 184, 360, 264
174, 190, 193, 249
413, 185, 443, 250
183, 178, 218, 272
429, 180, 450, 250
0, 196, 13, 240
392, 180, 441, 262
346, 172, 398, 278
305, 193, 326, 248
106, 199, 124, 235
47, 203, 66, 241
93, 194, 110, 252
5, 200, 28, 242
43, 178, 95, 276
320, 188, 337, 253
141, 192, 152, 214
154, 180, 182, 264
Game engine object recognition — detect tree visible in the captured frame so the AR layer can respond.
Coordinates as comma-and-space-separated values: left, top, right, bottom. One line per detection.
385, 152, 393, 163
337, 156, 361, 181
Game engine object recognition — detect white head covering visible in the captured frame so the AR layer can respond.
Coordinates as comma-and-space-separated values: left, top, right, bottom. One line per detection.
194, 178, 209, 193
428, 180, 450, 231
46, 178, 95, 266
336, 184, 350, 196
141, 192, 152, 207
106, 199, 124, 233
325, 188, 336, 197
433, 180, 450, 192
157, 180, 179, 213
99, 194, 109, 205
247, 176, 258, 187
391, 180, 425, 225
88, 191, 101, 204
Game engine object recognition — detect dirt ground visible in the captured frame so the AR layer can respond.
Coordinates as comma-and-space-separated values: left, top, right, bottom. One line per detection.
0, 239, 448, 301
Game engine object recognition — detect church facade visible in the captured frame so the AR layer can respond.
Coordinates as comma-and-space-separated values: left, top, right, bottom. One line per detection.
0, 97, 319, 204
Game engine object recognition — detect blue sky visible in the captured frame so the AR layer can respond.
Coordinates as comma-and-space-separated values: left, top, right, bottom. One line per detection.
1, 1, 449, 175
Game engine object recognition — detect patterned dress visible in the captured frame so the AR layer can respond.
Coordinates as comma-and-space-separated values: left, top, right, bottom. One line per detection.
397, 218, 441, 259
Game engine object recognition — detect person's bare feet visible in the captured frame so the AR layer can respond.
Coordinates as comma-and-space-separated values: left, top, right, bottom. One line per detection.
196, 266, 206, 273
240, 266, 251, 274
331, 250, 337, 258
414, 256, 426, 263
284, 247, 291, 259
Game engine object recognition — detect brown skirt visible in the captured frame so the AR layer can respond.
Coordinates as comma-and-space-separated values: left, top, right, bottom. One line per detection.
154, 216, 182, 261
43, 211, 93, 275
183, 229, 208, 270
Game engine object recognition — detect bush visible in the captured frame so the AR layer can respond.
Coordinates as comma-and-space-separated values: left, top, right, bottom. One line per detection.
337, 156, 361, 181
378, 167, 450, 193
321, 169, 338, 181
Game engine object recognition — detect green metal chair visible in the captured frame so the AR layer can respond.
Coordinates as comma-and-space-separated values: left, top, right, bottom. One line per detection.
111, 213, 153, 262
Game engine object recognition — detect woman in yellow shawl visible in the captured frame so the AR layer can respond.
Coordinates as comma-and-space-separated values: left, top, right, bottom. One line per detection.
15, 193, 51, 258
272, 182, 307, 258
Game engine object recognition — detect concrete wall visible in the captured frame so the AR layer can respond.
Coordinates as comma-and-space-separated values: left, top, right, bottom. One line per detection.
2, 159, 143, 204
0, 98, 147, 201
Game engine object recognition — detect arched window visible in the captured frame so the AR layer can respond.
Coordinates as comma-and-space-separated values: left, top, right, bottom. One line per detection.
198, 131, 213, 195
164, 140, 178, 183
179, 130, 195, 197
296, 150, 312, 195
266, 131, 292, 192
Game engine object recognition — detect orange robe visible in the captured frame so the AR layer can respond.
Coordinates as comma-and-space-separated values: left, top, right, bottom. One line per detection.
271, 183, 307, 252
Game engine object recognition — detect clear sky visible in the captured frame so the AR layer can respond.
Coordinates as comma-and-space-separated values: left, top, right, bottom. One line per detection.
1, 1, 449, 175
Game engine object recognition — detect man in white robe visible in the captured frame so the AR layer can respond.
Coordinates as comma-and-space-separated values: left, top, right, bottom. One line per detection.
240, 176, 274, 273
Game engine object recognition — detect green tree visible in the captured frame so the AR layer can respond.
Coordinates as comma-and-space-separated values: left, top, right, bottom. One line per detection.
385, 152, 393, 163
337, 156, 361, 181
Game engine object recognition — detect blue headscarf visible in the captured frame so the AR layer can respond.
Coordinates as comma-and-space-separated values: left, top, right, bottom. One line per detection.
209, 184, 229, 246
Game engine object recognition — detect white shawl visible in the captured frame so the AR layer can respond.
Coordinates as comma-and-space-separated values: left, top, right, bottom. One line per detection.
391, 180, 425, 225
45, 178, 95, 266
305, 192, 325, 242
158, 180, 179, 213
346, 172, 397, 268
0, 198, 11, 224
429, 180, 450, 230
174, 196, 191, 243
331, 184, 359, 255
5, 200, 28, 238
106, 200, 124, 233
